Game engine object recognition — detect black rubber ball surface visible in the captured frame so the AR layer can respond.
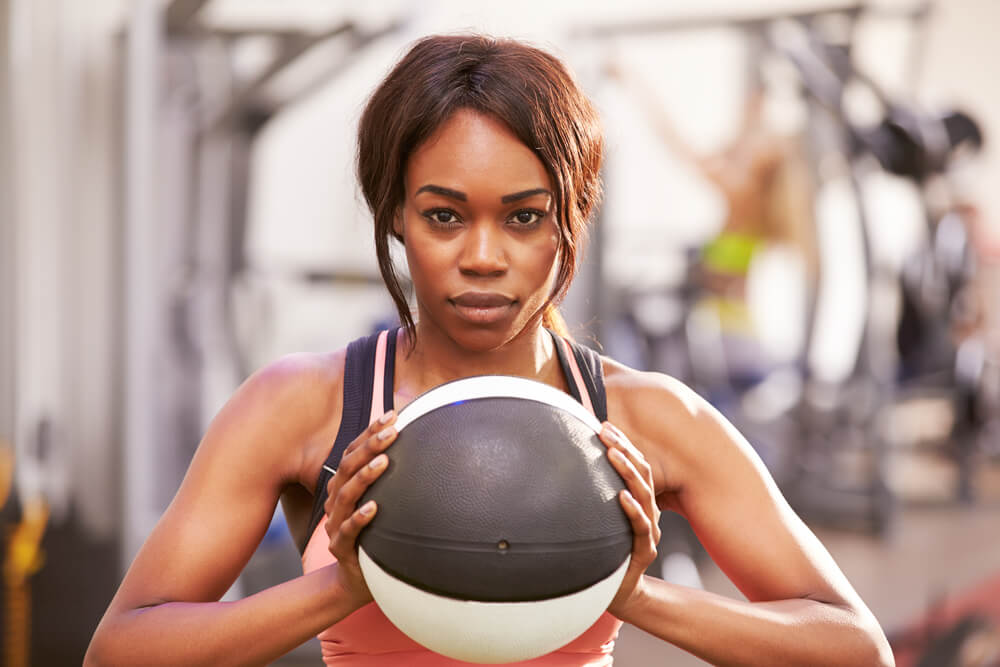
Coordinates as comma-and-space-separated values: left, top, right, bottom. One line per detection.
358, 397, 632, 602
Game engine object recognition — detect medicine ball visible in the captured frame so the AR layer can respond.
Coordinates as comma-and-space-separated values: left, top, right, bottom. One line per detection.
357, 375, 632, 664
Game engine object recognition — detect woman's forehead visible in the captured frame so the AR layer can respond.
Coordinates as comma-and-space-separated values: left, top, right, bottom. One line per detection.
406, 110, 552, 195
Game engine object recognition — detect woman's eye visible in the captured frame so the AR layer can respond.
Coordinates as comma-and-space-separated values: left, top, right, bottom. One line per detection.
511, 210, 543, 226
425, 209, 458, 225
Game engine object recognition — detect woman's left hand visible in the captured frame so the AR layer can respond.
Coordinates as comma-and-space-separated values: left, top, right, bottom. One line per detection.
599, 421, 661, 618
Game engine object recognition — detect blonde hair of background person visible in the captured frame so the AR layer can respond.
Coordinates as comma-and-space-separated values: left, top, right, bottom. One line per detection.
86, 34, 892, 666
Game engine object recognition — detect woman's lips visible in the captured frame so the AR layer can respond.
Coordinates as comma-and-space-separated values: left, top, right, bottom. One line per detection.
450, 292, 515, 324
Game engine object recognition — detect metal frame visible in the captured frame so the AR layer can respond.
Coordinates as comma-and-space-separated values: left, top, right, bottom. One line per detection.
571, 1, 931, 39
123, 0, 167, 563
578, 1, 936, 532
1, 0, 15, 452
120, 0, 404, 569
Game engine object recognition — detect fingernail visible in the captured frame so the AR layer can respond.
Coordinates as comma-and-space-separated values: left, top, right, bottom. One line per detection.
609, 448, 624, 462
379, 410, 395, 424
360, 500, 376, 516
369, 454, 387, 469
377, 427, 395, 441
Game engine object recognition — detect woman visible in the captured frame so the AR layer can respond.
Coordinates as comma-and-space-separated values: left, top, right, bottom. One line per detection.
607, 58, 823, 398
86, 34, 892, 666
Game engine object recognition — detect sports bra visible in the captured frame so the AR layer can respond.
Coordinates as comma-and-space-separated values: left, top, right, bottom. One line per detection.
300, 329, 621, 666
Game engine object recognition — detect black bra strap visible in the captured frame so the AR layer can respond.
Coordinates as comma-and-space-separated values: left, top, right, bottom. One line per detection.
384, 328, 397, 412
569, 339, 608, 423
303, 332, 381, 550
548, 329, 608, 423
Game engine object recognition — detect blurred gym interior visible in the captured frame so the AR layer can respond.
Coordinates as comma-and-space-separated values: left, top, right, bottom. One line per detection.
2, 1, 999, 665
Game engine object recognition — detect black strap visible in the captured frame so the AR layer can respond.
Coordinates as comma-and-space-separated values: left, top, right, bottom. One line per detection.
384, 329, 397, 412
549, 330, 608, 423
303, 331, 382, 550
568, 338, 608, 423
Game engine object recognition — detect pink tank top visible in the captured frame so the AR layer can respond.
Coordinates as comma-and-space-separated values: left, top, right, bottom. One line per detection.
301, 330, 622, 666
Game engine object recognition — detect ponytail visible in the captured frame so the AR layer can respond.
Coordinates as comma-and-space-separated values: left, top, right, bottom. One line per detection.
542, 303, 572, 341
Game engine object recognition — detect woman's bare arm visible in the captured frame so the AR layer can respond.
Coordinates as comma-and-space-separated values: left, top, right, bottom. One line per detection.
605, 364, 894, 666
85, 351, 368, 666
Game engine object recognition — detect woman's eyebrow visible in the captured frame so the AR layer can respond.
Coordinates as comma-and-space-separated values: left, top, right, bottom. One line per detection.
414, 185, 552, 204
501, 188, 552, 204
415, 184, 466, 201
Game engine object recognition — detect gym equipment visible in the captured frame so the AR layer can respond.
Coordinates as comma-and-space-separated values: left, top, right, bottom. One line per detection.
777, 11, 991, 511
890, 570, 1000, 666
358, 375, 632, 664
581, 0, 994, 535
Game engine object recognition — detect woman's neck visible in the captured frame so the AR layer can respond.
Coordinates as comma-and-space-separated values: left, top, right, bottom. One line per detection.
394, 322, 564, 407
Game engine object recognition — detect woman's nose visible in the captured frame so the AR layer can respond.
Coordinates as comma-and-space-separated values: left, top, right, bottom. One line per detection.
458, 223, 508, 276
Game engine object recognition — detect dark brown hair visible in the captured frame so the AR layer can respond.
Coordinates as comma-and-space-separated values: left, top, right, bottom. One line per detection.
356, 34, 604, 342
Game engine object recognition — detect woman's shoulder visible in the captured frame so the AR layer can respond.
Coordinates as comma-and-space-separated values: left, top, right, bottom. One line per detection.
240, 349, 347, 419
600, 355, 703, 423
208, 349, 349, 481
598, 356, 724, 498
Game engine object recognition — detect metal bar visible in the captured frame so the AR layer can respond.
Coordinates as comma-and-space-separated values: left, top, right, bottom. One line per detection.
123, 0, 164, 566
572, 3, 862, 38
203, 21, 355, 134
266, 20, 403, 122
0, 0, 15, 449
165, 0, 210, 34
571, 1, 928, 39
170, 25, 305, 42
901, 2, 936, 93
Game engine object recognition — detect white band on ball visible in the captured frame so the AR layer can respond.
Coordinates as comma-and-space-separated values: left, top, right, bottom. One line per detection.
359, 546, 629, 664
395, 375, 604, 434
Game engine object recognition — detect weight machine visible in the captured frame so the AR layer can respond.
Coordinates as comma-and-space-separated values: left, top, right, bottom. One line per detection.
576, 0, 991, 534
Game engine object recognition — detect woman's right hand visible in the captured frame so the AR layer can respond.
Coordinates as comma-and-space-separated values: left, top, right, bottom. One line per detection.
323, 410, 398, 608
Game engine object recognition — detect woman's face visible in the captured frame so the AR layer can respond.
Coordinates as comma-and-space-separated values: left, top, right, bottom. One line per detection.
398, 109, 561, 352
